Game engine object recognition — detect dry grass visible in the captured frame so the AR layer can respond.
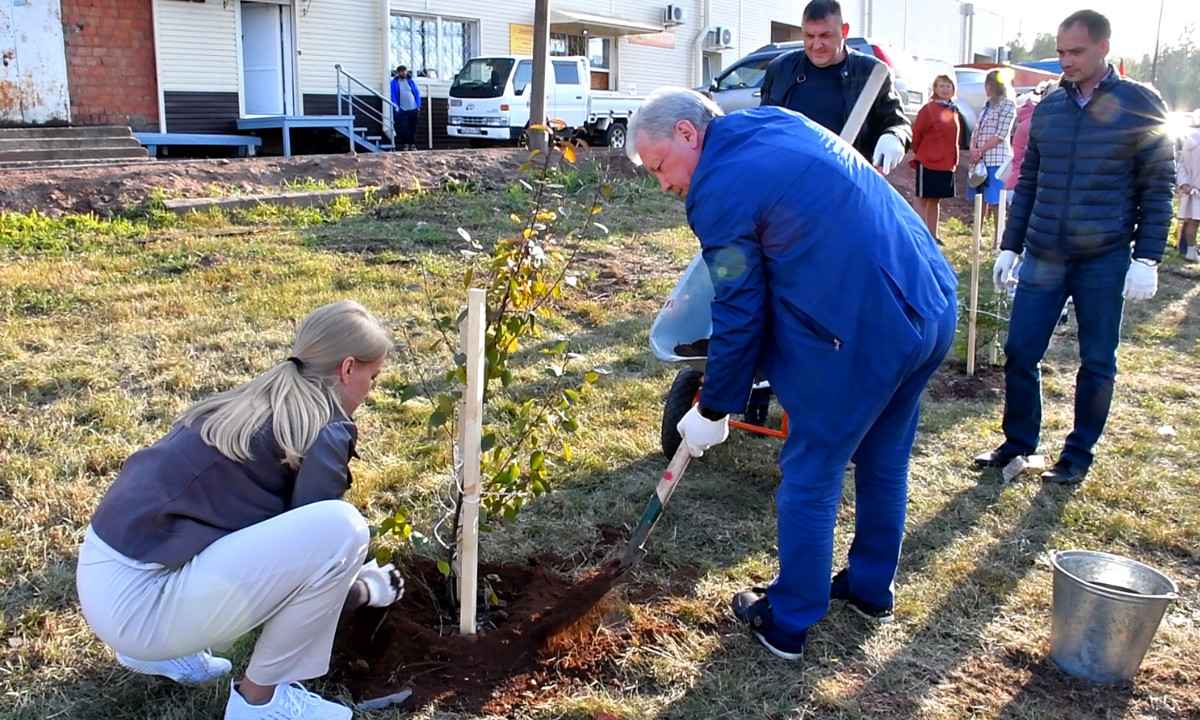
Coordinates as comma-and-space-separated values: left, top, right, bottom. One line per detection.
1, 179, 1198, 720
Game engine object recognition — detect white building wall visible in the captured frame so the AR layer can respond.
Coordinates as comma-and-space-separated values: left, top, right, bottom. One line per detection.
297, 0, 385, 95
155, 0, 239, 92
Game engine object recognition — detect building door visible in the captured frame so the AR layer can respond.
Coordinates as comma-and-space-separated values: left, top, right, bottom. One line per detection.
240, 1, 296, 116
0, 0, 71, 124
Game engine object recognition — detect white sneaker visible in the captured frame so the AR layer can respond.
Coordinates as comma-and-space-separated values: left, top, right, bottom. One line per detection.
1186, 247, 1198, 263
116, 649, 232, 684
224, 681, 352, 720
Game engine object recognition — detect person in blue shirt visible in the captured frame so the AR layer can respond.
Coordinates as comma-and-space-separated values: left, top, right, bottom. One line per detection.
390, 65, 422, 151
628, 87, 957, 659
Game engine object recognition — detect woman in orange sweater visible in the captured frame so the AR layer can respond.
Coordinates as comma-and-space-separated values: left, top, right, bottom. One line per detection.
910, 74, 961, 242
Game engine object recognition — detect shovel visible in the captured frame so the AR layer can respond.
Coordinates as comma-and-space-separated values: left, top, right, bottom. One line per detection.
618, 444, 692, 571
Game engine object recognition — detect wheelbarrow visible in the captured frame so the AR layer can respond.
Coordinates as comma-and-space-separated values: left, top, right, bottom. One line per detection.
649, 252, 789, 459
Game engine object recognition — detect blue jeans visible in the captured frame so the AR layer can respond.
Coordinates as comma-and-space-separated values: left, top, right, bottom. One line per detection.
767, 299, 958, 633
1000, 249, 1129, 469
394, 108, 419, 146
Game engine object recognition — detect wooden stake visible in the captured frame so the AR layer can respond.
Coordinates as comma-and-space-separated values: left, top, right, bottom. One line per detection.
458, 289, 486, 635
991, 190, 1008, 366
967, 194, 983, 376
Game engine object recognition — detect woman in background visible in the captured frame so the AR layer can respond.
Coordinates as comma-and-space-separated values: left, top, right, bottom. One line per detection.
967, 69, 1017, 248
910, 73, 961, 243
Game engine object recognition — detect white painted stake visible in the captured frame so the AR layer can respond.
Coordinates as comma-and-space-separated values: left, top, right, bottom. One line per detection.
458, 288, 486, 635
992, 190, 1008, 365
967, 193, 983, 377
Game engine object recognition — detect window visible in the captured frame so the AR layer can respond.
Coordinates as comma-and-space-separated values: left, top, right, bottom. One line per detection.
390, 14, 479, 81
549, 32, 586, 57
552, 60, 580, 86
588, 37, 612, 90
513, 60, 532, 95
715, 57, 773, 91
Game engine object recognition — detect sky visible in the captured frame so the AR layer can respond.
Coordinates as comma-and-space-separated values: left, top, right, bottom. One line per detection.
983, 0, 1200, 60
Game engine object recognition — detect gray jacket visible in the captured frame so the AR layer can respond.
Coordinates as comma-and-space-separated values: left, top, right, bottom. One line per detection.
90, 414, 357, 569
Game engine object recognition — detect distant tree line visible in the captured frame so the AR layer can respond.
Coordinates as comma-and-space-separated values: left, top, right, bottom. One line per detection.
1005, 27, 1200, 111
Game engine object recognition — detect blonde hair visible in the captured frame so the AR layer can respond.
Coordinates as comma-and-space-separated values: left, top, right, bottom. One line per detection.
179, 300, 392, 468
930, 73, 957, 101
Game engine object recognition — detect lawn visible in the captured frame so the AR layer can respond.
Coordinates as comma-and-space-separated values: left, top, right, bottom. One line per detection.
1, 162, 1198, 720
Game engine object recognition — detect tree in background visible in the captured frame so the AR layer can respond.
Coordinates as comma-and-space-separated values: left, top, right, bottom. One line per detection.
1006, 32, 1057, 64
1006, 26, 1199, 111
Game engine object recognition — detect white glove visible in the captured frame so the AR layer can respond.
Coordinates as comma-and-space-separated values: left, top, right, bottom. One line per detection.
872, 133, 905, 175
1123, 260, 1158, 300
992, 250, 1019, 292
676, 405, 729, 458
358, 559, 405, 607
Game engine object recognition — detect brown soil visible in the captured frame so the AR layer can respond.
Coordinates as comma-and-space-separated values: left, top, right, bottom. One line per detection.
926, 361, 1005, 401
331, 555, 631, 713
0, 147, 971, 222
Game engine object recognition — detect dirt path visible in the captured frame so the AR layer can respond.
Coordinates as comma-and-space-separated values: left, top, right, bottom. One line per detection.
0, 147, 974, 222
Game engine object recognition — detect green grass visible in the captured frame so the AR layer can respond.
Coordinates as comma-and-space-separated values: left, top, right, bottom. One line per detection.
1, 177, 1198, 720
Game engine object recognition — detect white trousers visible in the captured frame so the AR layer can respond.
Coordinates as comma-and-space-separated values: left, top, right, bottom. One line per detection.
77, 500, 369, 685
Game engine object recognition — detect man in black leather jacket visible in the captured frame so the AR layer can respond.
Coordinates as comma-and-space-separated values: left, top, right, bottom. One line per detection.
975, 9, 1174, 485
759, 0, 910, 171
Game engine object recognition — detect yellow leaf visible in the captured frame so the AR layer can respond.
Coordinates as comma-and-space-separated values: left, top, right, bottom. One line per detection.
528, 124, 548, 132
536, 210, 557, 221
563, 144, 576, 164
509, 213, 521, 223
523, 227, 535, 239
590, 204, 602, 215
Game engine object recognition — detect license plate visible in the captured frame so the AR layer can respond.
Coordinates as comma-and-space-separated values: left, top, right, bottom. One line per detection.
458, 127, 482, 135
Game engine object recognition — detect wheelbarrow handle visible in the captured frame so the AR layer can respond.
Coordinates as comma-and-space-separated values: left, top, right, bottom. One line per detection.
619, 444, 692, 570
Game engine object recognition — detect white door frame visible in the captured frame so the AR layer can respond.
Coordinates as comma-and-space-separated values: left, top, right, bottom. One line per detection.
238, 0, 299, 116
1, 0, 71, 124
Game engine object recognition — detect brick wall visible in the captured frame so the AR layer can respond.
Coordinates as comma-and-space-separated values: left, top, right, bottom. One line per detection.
60, 0, 158, 130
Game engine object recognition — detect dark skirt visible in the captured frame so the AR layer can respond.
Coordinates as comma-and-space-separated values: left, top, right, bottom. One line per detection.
915, 164, 955, 199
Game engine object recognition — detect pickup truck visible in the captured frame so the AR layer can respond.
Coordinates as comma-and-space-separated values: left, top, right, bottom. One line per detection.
447, 55, 643, 148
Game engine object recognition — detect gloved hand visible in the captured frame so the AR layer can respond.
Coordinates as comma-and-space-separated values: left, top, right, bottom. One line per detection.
1123, 260, 1158, 300
872, 133, 906, 175
676, 405, 729, 457
992, 250, 1019, 292
358, 559, 405, 607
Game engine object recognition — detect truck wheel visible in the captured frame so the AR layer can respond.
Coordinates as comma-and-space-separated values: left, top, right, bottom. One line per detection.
661, 367, 703, 459
515, 128, 529, 148
605, 122, 628, 149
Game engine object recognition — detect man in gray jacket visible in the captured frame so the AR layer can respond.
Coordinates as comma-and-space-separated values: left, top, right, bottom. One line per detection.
976, 9, 1174, 484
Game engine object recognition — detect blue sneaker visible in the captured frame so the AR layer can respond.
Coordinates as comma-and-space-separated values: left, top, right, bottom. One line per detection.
730, 589, 807, 660
829, 569, 894, 624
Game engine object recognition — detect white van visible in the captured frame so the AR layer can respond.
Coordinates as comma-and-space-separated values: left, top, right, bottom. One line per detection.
447, 55, 643, 148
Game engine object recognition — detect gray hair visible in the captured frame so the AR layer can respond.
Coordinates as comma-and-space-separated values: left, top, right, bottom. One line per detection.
626, 87, 724, 165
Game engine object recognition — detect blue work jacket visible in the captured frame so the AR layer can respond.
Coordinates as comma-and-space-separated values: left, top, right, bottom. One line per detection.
686, 107, 957, 450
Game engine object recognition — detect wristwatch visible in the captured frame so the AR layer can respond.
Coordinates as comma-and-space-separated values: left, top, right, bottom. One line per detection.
1133, 258, 1159, 267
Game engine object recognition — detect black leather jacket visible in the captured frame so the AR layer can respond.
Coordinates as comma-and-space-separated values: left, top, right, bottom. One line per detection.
1002, 67, 1175, 262
759, 48, 911, 159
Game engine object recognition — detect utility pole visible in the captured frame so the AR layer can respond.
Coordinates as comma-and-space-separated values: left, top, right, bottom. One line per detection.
529, 0, 551, 153
1150, 0, 1165, 85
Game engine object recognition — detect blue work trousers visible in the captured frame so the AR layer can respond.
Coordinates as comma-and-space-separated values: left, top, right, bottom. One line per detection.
767, 299, 957, 634
999, 248, 1129, 469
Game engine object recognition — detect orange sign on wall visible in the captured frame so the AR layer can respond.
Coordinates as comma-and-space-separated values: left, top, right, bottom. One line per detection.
510, 24, 534, 55
627, 28, 676, 50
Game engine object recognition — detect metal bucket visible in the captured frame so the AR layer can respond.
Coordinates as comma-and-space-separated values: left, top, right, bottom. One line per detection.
1048, 549, 1179, 684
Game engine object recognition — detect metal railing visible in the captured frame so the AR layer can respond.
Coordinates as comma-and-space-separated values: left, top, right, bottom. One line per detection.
334, 63, 398, 149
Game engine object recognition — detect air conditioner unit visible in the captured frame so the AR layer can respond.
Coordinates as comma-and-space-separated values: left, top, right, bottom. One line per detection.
663, 4, 686, 26
706, 26, 735, 50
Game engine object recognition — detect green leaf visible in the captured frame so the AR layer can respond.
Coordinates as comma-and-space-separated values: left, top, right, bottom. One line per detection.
584, 371, 599, 383
531, 479, 546, 495
563, 418, 580, 432
530, 450, 545, 470
400, 384, 418, 400
463, 267, 474, 288
564, 388, 580, 404
481, 432, 497, 452
437, 560, 452, 577
429, 410, 447, 428
376, 547, 393, 565
545, 364, 564, 377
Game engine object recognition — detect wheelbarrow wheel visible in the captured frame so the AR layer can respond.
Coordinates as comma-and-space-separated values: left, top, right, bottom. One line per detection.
661, 367, 703, 460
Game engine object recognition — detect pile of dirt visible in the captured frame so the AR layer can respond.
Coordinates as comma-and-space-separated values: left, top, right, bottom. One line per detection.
0, 146, 974, 221
0, 147, 640, 218
331, 555, 631, 713
926, 361, 1005, 400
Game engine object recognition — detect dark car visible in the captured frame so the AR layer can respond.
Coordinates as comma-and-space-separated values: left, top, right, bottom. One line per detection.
705, 38, 920, 116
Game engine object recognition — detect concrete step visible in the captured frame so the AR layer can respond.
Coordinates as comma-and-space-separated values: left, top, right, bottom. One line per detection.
0, 157, 154, 171
0, 145, 150, 163
0, 125, 134, 140
0, 136, 145, 152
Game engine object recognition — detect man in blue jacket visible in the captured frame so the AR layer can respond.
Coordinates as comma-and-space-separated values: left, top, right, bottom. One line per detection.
628, 87, 957, 659
976, 10, 1174, 484
390, 65, 422, 151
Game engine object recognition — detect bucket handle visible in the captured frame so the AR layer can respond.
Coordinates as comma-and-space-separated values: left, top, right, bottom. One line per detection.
1048, 550, 1180, 602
